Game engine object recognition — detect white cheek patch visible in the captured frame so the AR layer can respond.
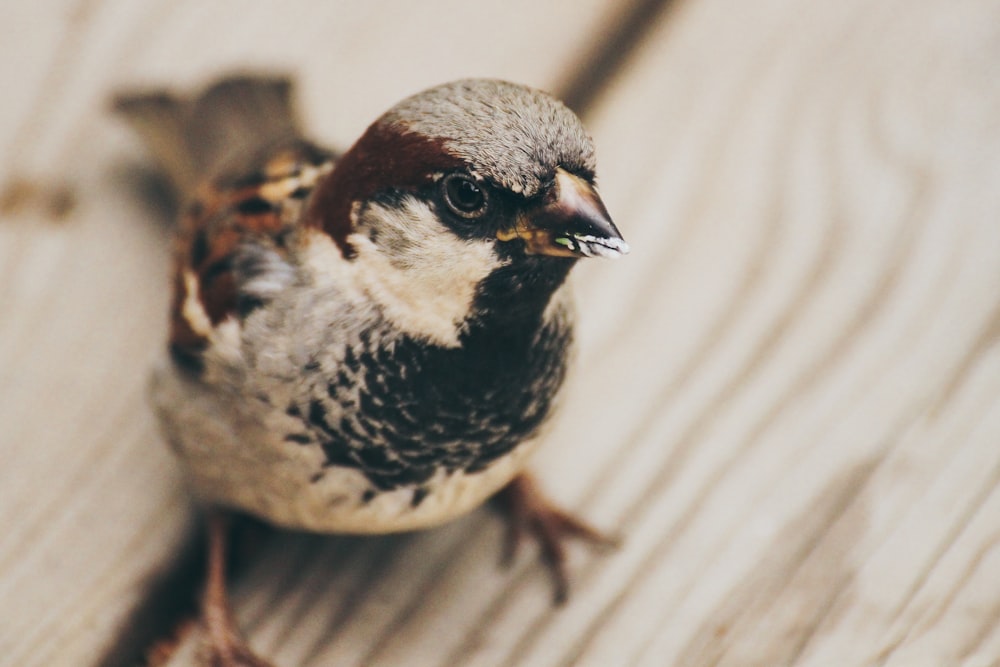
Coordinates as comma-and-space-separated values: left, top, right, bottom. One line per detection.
297, 201, 505, 348
350, 198, 505, 347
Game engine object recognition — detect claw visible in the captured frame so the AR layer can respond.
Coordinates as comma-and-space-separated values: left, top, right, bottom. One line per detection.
496, 474, 620, 604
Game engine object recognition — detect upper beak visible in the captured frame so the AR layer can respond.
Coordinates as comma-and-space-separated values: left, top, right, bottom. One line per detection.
497, 168, 629, 259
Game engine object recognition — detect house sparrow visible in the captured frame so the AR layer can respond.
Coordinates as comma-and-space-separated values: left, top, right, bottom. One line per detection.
116, 75, 627, 666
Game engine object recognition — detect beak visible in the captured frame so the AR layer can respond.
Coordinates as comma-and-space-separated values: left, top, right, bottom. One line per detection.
497, 168, 629, 259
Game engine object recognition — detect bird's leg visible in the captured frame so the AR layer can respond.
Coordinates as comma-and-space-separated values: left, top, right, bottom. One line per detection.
495, 473, 620, 605
200, 511, 275, 667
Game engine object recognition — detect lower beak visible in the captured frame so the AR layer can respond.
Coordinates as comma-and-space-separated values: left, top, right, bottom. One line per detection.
497, 168, 629, 259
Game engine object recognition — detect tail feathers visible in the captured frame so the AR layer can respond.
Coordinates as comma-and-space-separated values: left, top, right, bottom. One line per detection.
113, 74, 301, 195
112, 91, 195, 194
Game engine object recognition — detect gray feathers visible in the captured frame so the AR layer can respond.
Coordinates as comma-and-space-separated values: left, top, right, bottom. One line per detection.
380, 79, 596, 197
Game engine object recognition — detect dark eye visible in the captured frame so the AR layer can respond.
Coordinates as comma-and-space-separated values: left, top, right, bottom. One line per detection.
442, 173, 488, 219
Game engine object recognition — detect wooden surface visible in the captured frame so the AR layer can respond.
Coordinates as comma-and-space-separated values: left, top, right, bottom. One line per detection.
3, 0, 1000, 665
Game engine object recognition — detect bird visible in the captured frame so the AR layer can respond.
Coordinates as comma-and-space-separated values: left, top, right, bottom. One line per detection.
115, 74, 628, 666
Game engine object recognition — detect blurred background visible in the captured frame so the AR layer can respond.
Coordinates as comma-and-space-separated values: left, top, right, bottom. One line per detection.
3, 1, 1000, 665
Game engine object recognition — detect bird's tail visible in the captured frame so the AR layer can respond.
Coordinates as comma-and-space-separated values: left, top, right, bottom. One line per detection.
112, 74, 302, 196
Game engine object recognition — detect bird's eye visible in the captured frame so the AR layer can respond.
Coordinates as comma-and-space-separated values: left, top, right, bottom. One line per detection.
442, 174, 488, 219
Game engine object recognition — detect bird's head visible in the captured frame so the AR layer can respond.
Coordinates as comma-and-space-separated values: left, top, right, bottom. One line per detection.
306, 79, 627, 342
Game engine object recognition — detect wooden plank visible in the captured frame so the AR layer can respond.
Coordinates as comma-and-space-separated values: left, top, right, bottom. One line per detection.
523, 1, 1000, 666
546, 1, 1000, 665
0, 2, 621, 665
150, 0, 1000, 664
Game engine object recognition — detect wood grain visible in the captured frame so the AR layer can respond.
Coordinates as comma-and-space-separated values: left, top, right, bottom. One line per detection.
4, 0, 1000, 665
178, 0, 1000, 665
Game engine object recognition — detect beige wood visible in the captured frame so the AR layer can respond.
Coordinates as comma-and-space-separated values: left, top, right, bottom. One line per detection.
0, 2, 618, 665
4, 0, 1000, 665
180, 0, 1000, 665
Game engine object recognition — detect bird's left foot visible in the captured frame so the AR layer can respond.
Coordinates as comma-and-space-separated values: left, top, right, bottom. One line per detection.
496, 473, 620, 605
200, 511, 277, 667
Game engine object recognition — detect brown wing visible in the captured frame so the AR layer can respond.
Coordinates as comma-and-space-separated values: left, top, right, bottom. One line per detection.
168, 141, 335, 371
115, 75, 336, 372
